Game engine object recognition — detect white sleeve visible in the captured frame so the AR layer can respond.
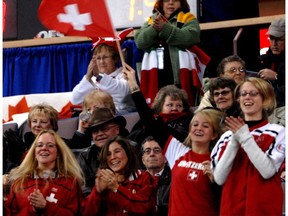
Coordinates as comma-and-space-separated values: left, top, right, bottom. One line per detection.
70, 75, 95, 105
212, 135, 239, 185
98, 73, 130, 101
234, 124, 276, 179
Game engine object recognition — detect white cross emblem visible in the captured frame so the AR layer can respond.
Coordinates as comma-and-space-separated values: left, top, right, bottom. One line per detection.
57, 4, 92, 31
46, 193, 58, 204
187, 170, 198, 181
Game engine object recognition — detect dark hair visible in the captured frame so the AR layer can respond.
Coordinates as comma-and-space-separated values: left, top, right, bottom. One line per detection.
217, 55, 246, 76
153, 0, 190, 15
140, 136, 161, 154
152, 85, 191, 113
99, 136, 139, 178
209, 77, 237, 103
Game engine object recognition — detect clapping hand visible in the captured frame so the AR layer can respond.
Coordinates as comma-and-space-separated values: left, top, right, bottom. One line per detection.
202, 160, 214, 182
152, 13, 166, 31
86, 58, 99, 82
28, 189, 47, 211
225, 116, 245, 134
96, 169, 119, 193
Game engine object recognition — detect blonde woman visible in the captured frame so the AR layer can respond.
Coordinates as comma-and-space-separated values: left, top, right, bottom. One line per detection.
211, 77, 285, 215
4, 129, 84, 215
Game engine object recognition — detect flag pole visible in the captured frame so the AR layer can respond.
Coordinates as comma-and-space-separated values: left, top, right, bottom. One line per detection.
116, 39, 125, 66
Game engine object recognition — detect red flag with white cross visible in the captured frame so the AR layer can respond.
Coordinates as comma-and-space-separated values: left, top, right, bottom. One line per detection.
38, 0, 116, 42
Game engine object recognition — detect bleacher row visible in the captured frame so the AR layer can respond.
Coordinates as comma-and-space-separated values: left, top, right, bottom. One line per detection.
3, 112, 140, 141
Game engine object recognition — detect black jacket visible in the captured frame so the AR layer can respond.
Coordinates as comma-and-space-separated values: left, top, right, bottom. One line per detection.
258, 49, 285, 107
156, 164, 171, 216
74, 144, 101, 197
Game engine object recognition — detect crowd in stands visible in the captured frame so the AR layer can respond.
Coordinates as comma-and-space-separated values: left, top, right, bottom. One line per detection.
3, 0, 285, 214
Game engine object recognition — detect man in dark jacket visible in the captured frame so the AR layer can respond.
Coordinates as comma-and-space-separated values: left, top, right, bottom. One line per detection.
258, 18, 285, 125
141, 136, 171, 216
75, 108, 127, 197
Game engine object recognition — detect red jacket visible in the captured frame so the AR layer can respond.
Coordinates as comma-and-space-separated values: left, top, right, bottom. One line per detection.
4, 176, 83, 216
82, 170, 157, 216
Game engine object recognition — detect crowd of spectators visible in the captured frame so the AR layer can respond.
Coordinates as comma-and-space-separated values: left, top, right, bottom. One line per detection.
3, 2, 285, 215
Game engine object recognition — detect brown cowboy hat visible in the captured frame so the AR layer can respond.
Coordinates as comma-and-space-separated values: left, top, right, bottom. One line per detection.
87, 107, 126, 129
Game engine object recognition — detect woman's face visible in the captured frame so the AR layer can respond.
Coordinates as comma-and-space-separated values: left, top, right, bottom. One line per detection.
189, 113, 216, 146
94, 47, 117, 75
222, 61, 245, 84
163, 0, 181, 18
30, 114, 52, 136
212, 87, 234, 111
35, 133, 58, 170
238, 82, 263, 121
85, 101, 106, 113
161, 96, 184, 113
107, 142, 128, 174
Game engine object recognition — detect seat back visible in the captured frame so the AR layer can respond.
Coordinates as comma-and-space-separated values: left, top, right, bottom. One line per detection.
123, 112, 140, 132
3, 122, 18, 133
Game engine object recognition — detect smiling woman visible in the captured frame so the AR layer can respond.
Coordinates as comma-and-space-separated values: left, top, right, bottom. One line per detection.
4, 129, 84, 215
82, 136, 157, 215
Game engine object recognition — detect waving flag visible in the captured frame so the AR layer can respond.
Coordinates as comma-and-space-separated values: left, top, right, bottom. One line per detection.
38, 0, 116, 42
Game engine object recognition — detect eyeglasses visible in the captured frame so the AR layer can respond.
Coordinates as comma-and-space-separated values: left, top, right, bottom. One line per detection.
239, 90, 260, 97
94, 55, 112, 61
36, 142, 56, 148
213, 90, 231, 97
226, 67, 246, 74
143, 147, 162, 155
269, 36, 285, 43
91, 124, 118, 134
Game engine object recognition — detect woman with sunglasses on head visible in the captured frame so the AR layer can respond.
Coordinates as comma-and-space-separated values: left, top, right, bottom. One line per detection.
211, 77, 285, 215
4, 130, 84, 215
82, 136, 156, 215
208, 77, 240, 118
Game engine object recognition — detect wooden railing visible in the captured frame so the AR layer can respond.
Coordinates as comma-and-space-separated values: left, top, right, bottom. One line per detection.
3, 14, 285, 49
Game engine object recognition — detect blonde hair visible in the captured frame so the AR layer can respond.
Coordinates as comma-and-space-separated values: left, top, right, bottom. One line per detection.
183, 108, 226, 151
235, 77, 276, 117
27, 103, 59, 131
82, 89, 116, 114
8, 130, 84, 191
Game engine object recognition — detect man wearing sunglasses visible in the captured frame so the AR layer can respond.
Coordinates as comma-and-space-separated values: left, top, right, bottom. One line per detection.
258, 18, 285, 126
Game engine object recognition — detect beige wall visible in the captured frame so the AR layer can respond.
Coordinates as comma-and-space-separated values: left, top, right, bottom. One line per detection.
259, 0, 285, 16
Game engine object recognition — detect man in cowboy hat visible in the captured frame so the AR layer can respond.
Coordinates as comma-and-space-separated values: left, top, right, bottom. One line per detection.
258, 18, 285, 126
76, 107, 128, 196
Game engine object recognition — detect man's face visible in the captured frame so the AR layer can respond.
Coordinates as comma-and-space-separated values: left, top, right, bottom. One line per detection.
91, 123, 119, 148
269, 35, 285, 55
142, 140, 166, 172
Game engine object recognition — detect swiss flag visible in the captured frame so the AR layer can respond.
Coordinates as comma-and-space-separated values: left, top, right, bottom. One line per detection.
38, 0, 116, 42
